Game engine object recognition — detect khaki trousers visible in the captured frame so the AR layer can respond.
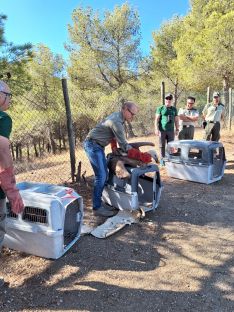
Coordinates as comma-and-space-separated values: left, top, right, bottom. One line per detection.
203, 121, 220, 141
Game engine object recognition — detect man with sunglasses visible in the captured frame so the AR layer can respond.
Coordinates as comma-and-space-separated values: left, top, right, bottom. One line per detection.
178, 96, 199, 140
84, 101, 152, 217
202, 91, 225, 141
0, 81, 24, 287
155, 93, 179, 166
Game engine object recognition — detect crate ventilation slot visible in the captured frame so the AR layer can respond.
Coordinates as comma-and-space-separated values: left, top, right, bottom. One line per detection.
22, 206, 48, 224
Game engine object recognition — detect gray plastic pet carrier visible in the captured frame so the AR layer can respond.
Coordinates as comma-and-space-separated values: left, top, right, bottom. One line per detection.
102, 164, 162, 212
4, 182, 83, 259
165, 140, 226, 184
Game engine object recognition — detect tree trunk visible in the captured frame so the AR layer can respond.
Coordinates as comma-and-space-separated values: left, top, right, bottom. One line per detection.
58, 122, 62, 152
49, 130, 57, 154
62, 135, 67, 150
42, 138, 45, 152
33, 139, 39, 158
27, 143, 30, 161
15, 143, 19, 160
174, 78, 178, 107
19, 143, 22, 161
223, 76, 229, 128
38, 138, 43, 156
11, 143, 15, 161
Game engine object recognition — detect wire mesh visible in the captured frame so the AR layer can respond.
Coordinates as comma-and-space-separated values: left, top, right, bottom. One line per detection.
8, 81, 233, 186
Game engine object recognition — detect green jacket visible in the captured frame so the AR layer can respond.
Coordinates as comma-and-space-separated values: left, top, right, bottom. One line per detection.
0, 111, 12, 199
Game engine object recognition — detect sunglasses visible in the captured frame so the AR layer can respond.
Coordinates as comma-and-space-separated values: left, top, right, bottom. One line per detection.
127, 108, 136, 116
165, 97, 172, 100
0, 91, 12, 99
213, 96, 219, 99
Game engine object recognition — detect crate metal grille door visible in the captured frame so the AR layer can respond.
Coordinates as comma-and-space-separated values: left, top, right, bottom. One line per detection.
64, 199, 82, 247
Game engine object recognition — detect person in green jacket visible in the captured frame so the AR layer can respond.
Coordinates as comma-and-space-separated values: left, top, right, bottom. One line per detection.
0, 80, 24, 287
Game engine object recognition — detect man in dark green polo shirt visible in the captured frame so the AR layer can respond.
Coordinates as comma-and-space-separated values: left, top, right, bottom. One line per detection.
155, 93, 179, 166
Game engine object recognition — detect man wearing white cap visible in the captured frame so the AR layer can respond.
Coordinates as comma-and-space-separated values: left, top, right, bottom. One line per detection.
202, 91, 225, 141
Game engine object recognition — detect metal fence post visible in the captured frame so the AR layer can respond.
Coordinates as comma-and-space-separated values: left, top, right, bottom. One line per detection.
228, 88, 232, 131
161, 81, 165, 105
207, 86, 210, 104
61, 78, 76, 182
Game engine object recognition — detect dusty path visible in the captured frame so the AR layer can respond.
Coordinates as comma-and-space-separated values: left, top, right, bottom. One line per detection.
0, 131, 233, 312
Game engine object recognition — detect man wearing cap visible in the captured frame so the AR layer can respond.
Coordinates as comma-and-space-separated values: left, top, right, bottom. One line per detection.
178, 96, 199, 140
202, 92, 225, 141
155, 93, 179, 166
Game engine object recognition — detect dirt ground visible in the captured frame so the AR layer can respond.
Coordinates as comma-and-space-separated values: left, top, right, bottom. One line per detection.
0, 129, 234, 312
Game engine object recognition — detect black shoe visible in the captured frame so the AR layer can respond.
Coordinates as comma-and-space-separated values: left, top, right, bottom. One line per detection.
93, 207, 114, 217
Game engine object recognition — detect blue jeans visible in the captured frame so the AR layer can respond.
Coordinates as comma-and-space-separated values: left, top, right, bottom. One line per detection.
84, 140, 107, 210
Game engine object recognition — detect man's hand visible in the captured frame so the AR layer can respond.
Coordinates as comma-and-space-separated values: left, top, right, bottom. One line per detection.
0, 167, 24, 214
155, 129, 160, 136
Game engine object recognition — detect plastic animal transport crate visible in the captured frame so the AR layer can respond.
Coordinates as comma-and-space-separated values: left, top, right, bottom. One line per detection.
102, 164, 162, 212
165, 140, 226, 184
3, 182, 83, 259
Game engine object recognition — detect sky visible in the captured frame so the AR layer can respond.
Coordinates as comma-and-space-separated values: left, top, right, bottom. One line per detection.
1, 0, 190, 59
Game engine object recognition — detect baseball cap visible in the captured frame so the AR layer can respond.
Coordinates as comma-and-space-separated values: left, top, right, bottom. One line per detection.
213, 91, 220, 97
165, 93, 173, 99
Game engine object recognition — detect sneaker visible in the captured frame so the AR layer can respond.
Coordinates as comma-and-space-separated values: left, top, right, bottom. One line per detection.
0, 278, 4, 287
93, 207, 115, 217
160, 159, 165, 167
102, 203, 117, 211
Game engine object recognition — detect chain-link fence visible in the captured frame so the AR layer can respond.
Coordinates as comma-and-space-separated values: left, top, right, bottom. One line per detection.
10, 79, 156, 185
10, 80, 233, 185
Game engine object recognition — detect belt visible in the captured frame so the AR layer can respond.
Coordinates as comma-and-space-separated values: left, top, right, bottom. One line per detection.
207, 121, 220, 124
183, 125, 194, 128
86, 138, 105, 148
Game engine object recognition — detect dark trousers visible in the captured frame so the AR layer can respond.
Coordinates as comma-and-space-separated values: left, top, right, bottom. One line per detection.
178, 125, 195, 140
203, 121, 220, 141
158, 130, 175, 158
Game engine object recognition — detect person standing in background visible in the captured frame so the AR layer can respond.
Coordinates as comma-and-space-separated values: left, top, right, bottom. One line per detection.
202, 91, 225, 141
155, 93, 179, 166
178, 96, 199, 140
0, 81, 24, 287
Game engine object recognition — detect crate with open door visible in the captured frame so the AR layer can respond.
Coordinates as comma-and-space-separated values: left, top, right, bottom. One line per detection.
3, 182, 83, 259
